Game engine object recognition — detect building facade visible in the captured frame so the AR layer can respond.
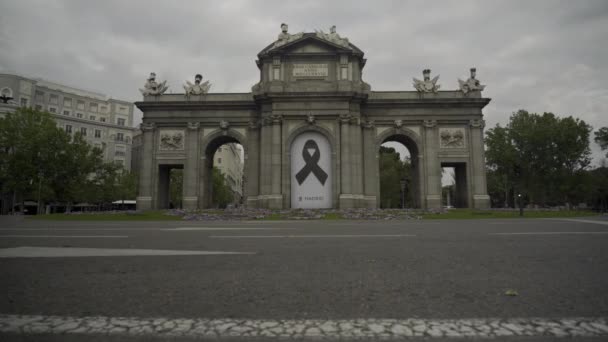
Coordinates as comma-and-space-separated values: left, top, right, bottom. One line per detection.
0, 73, 136, 170
135, 26, 491, 210
213, 143, 244, 203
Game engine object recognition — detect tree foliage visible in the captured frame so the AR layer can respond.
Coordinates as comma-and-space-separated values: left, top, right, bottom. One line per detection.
0, 108, 136, 212
212, 167, 233, 208
595, 127, 608, 157
379, 146, 412, 208
485, 110, 592, 206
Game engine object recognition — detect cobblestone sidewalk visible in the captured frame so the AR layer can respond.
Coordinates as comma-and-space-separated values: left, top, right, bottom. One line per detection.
2, 314, 608, 339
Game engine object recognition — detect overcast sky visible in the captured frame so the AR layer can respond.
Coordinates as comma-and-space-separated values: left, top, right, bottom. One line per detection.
1, 0, 607, 165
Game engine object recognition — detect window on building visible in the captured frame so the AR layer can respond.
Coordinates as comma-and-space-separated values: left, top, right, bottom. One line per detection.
49, 107, 56, 113
89, 103, 98, 112
117, 118, 126, 126
100, 106, 107, 113
20, 98, 28, 107
80, 127, 87, 136
35, 104, 42, 111
94, 129, 101, 138
63, 97, 72, 107
115, 151, 126, 157
49, 94, 58, 105
77, 100, 85, 110
218, 158, 222, 164
65, 125, 72, 134
76, 113, 83, 118
116, 133, 124, 141
115, 159, 124, 166
100, 117, 106, 122
90, 115, 96, 121
35, 91, 44, 102
63, 110, 70, 115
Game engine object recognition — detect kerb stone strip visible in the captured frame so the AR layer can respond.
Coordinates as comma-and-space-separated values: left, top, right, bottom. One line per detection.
1, 314, 608, 339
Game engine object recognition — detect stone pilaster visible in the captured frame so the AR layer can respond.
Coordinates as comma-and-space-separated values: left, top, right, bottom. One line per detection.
136, 122, 155, 210
469, 119, 490, 208
361, 120, 377, 208
339, 114, 353, 208
350, 116, 363, 206
245, 120, 260, 208
182, 122, 199, 210
269, 114, 283, 208
423, 119, 441, 209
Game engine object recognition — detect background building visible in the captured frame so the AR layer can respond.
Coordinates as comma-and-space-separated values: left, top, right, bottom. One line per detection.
0, 73, 136, 170
213, 144, 243, 204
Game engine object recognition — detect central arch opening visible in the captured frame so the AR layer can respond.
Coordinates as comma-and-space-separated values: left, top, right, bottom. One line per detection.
203, 136, 244, 208
379, 134, 420, 208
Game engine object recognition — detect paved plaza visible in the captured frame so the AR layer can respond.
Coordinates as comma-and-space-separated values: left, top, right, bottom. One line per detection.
1, 216, 608, 341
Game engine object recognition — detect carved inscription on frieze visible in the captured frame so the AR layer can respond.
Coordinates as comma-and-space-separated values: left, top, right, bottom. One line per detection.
159, 130, 185, 151
292, 64, 328, 78
439, 128, 465, 148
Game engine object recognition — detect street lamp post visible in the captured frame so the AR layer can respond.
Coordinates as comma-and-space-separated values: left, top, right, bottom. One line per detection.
518, 193, 523, 217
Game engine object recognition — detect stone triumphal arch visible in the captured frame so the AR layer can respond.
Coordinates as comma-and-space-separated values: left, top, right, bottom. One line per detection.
135, 25, 491, 210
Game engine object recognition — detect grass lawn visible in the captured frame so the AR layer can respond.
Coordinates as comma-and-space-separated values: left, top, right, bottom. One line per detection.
422, 209, 599, 219
29, 211, 183, 221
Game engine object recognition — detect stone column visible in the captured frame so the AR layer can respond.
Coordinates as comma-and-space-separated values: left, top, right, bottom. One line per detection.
350, 116, 363, 207
361, 120, 377, 208
245, 120, 260, 208
136, 122, 155, 210
259, 118, 272, 201
339, 114, 352, 208
423, 119, 442, 209
269, 114, 283, 208
182, 122, 199, 210
469, 119, 490, 208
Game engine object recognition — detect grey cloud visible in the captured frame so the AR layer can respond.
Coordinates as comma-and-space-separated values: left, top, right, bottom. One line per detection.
0, 0, 606, 163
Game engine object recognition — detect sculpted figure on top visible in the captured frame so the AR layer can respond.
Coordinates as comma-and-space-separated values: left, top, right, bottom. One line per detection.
413, 69, 440, 93
183, 74, 211, 97
458, 68, 486, 94
273, 23, 303, 47
315, 25, 350, 48
140, 72, 168, 96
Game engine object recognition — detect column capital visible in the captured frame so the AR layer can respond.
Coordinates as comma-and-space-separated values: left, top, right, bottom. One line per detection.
187, 121, 200, 130
469, 119, 485, 129
339, 114, 351, 124
362, 119, 375, 129
140, 122, 156, 131
248, 119, 261, 130
423, 119, 437, 128
270, 114, 283, 124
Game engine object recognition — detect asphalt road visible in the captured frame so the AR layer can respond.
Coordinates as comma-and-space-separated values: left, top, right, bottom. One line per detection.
1, 215, 607, 341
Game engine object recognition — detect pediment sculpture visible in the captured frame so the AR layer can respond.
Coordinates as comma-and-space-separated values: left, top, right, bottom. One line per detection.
413, 69, 440, 93
273, 23, 303, 48
139, 72, 168, 96
315, 25, 350, 48
184, 74, 211, 97
458, 68, 486, 94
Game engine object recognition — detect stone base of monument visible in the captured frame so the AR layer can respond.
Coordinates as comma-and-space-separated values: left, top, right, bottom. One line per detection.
473, 195, 491, 209
135, 196, 152, 211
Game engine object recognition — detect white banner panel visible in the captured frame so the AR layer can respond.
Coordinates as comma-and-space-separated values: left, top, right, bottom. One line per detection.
291, 132, 332, 208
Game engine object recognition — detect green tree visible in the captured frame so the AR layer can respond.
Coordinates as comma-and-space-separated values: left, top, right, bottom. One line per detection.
595, 127, 608, 157
379, 146, 412, 208
211, 167, 232, 208
485, 110, 592, 206
169, 168, 183, 209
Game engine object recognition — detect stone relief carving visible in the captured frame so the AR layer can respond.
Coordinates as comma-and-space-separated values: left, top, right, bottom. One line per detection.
183, 74, 211, 97
440, 128, 466, 148
423, 119, 437, 128
458, 68, 486, 94
413, 69, 440, 93
469, 119, 486, 129
306, 113, 315, 125
219, 120, 230, 130
187, 122, 200, 130
139, 72, 168, 96
315, 25, 350, 48
159, 130, 185, 151
140, 122, 156, 131
394, 119, 403, 129
273, 23, 303, 48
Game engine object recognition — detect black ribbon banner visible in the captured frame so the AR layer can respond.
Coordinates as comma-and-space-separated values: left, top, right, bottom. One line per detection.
295, 139, 328, 186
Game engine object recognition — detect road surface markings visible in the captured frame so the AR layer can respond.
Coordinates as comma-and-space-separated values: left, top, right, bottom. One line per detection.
490, 232, 608, 236
1, 314, 607, 339
547, 218, 608, 226
0, 246, 254, 258
210, 234, 416, 239
0, 235, 128, 238
162, 227, 296, 231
